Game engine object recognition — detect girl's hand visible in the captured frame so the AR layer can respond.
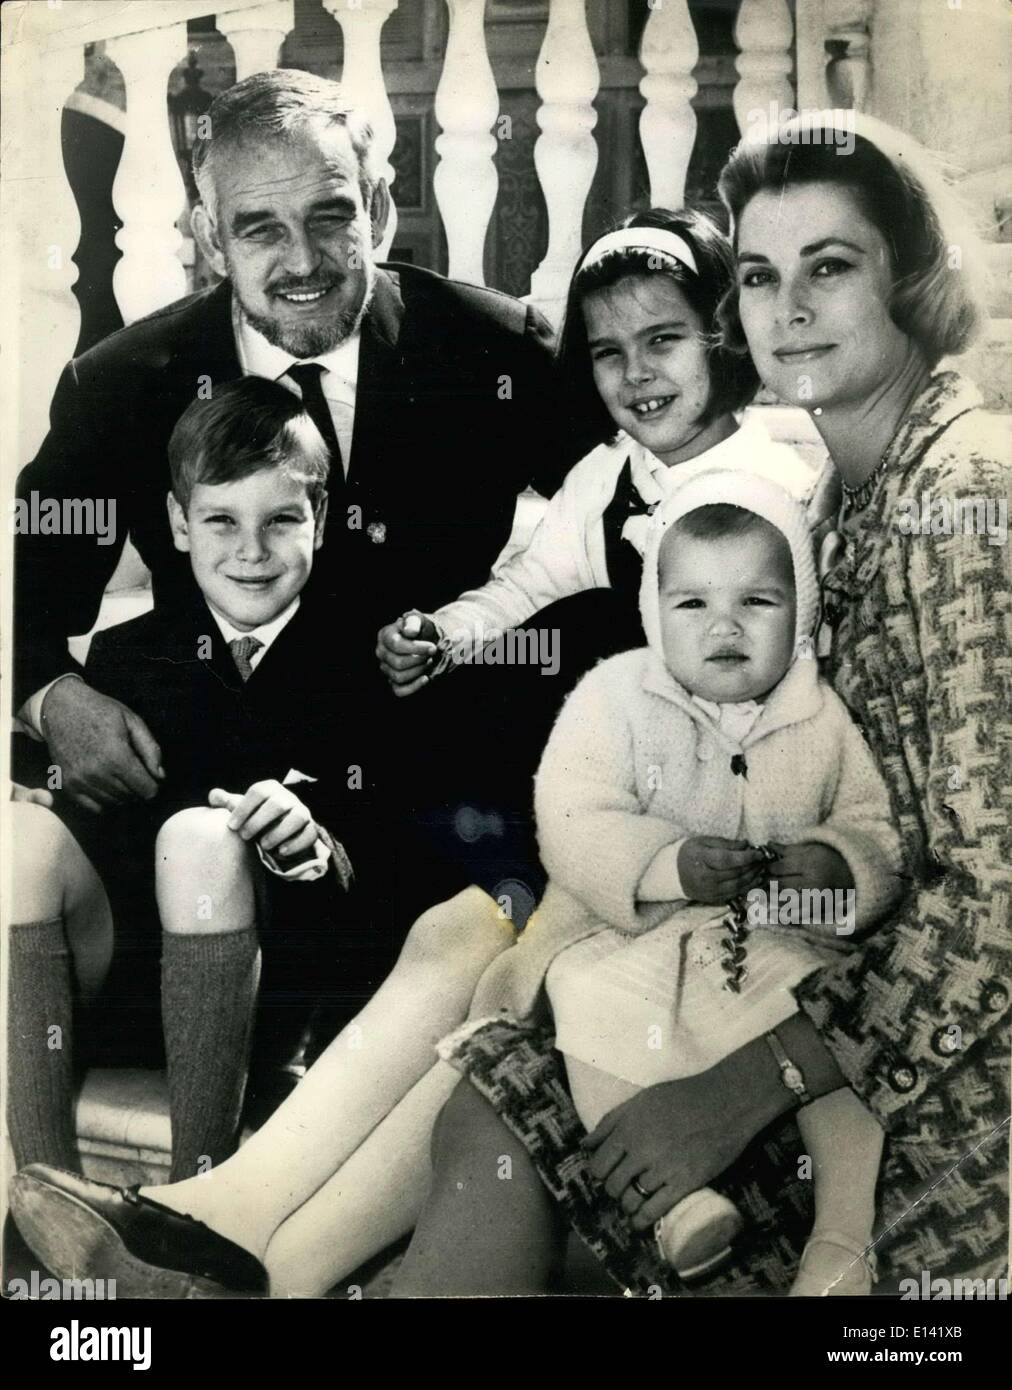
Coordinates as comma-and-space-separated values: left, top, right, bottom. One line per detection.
209, 781, 319, 859
583, 1040, 791, 1231
677, 836, 767, 904
376, 611, 440, 696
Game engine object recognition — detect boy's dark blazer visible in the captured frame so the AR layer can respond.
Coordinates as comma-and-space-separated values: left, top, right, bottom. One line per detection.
83, 596, 367, 873
15, 264, 585, 708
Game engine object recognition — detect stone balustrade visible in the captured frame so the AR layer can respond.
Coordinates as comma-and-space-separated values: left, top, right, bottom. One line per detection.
6, 0, 1010, 473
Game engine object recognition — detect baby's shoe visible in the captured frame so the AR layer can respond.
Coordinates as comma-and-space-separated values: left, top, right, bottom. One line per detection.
790, 1229, 877, 1296
654, 1187, 743, 1279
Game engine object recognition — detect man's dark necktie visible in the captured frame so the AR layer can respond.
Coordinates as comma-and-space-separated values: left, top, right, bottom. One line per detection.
286, 363, 344, 481
229, 635, 263, 683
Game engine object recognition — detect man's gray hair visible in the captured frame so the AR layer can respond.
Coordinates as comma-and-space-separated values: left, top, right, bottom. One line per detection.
192, 69, 377, 217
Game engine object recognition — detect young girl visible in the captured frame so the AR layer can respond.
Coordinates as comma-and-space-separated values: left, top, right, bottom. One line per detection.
380, 209, 828, 686
397, 472, 905, 1297
377, 209, 834, 922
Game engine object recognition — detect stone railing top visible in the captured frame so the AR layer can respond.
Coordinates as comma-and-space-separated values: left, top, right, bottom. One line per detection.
1, 0, 275, 53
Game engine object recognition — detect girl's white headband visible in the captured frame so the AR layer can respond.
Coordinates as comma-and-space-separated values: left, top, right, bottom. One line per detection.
577, 227, 699, 276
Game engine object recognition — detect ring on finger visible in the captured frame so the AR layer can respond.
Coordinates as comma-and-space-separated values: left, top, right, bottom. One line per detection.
632, 1177, 652, 1200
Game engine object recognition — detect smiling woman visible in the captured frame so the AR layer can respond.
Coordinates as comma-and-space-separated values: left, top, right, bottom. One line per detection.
713, 110, 1010, 1291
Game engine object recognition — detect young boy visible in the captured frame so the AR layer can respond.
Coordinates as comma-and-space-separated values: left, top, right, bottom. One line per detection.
20, 378, 357, 1182
434, 470, 905, 1297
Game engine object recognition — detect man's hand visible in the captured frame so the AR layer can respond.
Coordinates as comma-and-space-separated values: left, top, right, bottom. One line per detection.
584, 1041, 791, 1230
676, 836, 767, 904
376, 611, 440, 697
209, 780, 319, 859
41, 678, 164, 813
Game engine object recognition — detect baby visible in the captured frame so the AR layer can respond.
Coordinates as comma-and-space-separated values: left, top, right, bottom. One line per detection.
461, 469, 904, 1295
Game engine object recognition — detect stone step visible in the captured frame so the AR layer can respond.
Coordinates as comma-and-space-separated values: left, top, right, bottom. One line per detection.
75, 1068, 171, 1188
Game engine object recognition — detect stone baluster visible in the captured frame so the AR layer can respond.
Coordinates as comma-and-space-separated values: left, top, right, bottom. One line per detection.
825, 0, 873, 111
434, 0, 499, 286
323, 0, 399, 256
6, 44, 83, 462
733, 0, 795, 139
217, 0, 294, 80
527, 0, 600, 327
795, 0, 830, 111
108, 24, 189, 323
638, 0, 698, 209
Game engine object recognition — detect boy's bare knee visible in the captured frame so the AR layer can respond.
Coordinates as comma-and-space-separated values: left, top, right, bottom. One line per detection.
156, 807, 255, 935
156, 806, 242, 867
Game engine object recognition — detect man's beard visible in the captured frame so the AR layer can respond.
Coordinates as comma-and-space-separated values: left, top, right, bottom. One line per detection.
235, 261, 375, 357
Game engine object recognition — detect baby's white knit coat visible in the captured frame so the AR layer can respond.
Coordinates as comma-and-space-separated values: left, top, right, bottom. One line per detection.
468, 474, 904, 1038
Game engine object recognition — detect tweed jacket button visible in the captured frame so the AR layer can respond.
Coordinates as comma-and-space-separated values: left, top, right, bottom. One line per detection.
888, 1062, 918, 1093
697, 739, 713, 762
981, 980, 1008, 1014
931, 1026, 962, 1057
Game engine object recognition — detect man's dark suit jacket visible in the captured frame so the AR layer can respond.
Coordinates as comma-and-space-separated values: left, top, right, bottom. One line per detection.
15, 264, 583, 709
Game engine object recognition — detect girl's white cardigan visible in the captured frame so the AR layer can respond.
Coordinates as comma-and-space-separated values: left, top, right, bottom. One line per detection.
432, 416, 826, 660
467, 645, 904, 1047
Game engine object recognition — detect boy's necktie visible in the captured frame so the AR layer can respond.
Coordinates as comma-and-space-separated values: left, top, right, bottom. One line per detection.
285, 363, 344, 478
229, 635, 263, 683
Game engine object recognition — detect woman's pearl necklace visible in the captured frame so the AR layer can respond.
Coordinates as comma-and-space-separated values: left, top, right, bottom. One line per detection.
841, 451, 891, 513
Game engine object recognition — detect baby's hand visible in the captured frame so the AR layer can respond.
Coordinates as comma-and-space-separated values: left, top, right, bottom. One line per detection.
209, 781, 319, 860
677, 836, 768, 904
376, 610, 440, 697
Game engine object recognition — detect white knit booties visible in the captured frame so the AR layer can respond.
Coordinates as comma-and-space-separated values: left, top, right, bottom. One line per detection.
790, 1229, 877, 1296
654, 1187, 744, 1279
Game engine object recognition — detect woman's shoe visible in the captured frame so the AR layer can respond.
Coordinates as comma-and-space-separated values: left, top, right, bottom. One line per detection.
790, 1229, 877, 1296
654, 1187, 744, 1279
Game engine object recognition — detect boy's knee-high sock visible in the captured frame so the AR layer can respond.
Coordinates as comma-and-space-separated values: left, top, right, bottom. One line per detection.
161, 927, 260, 1182
6, 919, 80, 1171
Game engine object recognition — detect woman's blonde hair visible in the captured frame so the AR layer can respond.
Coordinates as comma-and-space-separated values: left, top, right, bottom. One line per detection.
717, 110, 989, 368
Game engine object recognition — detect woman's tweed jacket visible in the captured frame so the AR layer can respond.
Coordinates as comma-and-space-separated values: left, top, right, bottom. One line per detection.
791, 370, 1011, 1279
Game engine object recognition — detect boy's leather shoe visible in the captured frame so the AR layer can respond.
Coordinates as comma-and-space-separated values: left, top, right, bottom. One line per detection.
10, 1164, 267, 1298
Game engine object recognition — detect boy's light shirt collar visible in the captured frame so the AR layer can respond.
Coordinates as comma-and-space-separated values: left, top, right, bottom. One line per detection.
206, 595, 301, 671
